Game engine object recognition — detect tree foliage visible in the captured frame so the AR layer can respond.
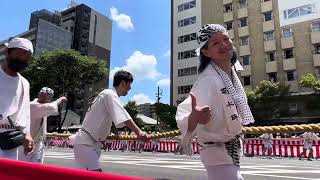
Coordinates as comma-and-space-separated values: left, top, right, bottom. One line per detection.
124, 101, 145, 127
23, 49, 108, 99
299, 73, 320, 94
154, 103, 177, 129
245, 80, 290, 120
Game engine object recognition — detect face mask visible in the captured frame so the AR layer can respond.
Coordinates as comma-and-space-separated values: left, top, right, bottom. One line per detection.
7, 57, 29, 72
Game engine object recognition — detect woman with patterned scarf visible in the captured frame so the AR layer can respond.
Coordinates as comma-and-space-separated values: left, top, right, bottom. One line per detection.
176, 24, 255, 180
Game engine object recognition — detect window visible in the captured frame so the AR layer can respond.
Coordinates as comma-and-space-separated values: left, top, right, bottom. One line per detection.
282, 28, 293, 38
239, 0, 247, 9
178, 67, 197, 77
239, 18, 248, 27
240, 36, 249, 46
178, 16, 196, 28
264, 31, 274, 41
178, 85, 193, 94
178, 49, 197, 60
225, 21, 233, 30
178, 33, 197, 44
267, 51, 275, 62
315, 44, 320, 54
289, 103, 298, 113
268, 73, 277, 82
224, 3, 233, 13
178, 0, 196, 12
315, 67, 320, 78
242, 55, 250, 65
283, 4, 315, 19
264, 11, 272, 21
284, 48, 294, 59
243, 76, 251, 86
311, 21, 320, 32
286, 70, 296, 81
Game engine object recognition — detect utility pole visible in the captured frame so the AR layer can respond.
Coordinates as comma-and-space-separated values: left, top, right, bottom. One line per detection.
155, 86, 163, 131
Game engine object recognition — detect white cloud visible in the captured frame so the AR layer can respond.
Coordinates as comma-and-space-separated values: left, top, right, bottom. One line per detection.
157, 78, 170, 87
131, 93, 154, 105
110, 51, 161, 80
110, 7, 134, 32
163, 49, 170, 57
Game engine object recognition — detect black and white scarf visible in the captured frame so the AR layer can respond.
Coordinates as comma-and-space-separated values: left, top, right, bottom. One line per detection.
211, 62, 254, 126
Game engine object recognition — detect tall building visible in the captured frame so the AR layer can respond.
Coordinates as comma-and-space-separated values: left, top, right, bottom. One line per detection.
29, 9, 61, 29
0, 19, 71, 60
171, 0, 320, 112
60, 3, 112, 77
138, 103, 157, 120
60, 3, 113, 118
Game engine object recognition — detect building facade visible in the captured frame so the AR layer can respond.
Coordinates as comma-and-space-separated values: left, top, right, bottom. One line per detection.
171, 0, 320, 108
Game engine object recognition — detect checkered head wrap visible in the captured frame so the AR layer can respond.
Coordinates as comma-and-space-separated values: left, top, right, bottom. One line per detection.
40, 87, 54, 97
195, 24, 227, 56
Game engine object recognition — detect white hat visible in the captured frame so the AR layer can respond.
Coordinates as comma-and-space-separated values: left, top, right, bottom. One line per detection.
40, 87, 54, 97
5, 37, 34, 54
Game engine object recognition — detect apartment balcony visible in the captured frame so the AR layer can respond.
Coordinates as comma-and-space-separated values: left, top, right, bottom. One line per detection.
263, 20, 275, 32
228, 29, 234, 39
266, 61, 277, 73
311, 31, 320, 44
264, 40, 276, 52
240, 65, 252, 76
238, 26, 249, 37
239, 45, 250, 56
224, 11, 233, 22
223, 0, 232, 5
313, 54, 320, 67
285, 81, 299, 92
283, 58, 296, 71
281, 36, 294, 49
238, 8, 248, 19
261, 0, 273, 13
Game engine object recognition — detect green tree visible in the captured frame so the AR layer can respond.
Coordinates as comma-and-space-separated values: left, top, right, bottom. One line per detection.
23, 49, 108, 98
299, 73, 320, 94
245, 80, 290, 121
124, 101, 145, 127
23, 49, 108, 131
155, 103, 177, 130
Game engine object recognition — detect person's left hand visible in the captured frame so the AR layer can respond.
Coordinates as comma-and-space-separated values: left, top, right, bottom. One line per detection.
23, 133, 34, 155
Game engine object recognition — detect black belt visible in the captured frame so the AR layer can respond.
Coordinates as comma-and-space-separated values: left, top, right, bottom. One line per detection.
0, 124, 22, 130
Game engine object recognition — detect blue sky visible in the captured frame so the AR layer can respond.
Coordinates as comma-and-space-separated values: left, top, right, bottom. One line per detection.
0, 0, 171, 105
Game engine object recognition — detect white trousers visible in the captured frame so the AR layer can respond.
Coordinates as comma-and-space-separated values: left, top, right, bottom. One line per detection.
18, 141, 44, 163
205, 164, 243, 180
0, 147, 18, 160
73, 143, 101, 170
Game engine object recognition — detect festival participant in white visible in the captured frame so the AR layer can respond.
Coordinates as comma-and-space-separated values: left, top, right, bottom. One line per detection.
176, 24, 254, 180
0, 37, 34, 159
299, 132, 319, 161
73, 70, 149, 172
18, 87, 67, 163
259, 133, 273, 159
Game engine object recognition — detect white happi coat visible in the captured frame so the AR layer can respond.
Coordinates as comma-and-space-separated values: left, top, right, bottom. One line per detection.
176, 64, 243, 167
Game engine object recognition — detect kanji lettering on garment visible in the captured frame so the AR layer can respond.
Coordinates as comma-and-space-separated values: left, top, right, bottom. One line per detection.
226, 101, 235, 108
220, 88, 229, 94
231, 114, 238, 120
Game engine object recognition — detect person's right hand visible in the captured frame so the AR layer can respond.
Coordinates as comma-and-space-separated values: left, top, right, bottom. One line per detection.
189, 93, 211, 125
137, 131, 150, 141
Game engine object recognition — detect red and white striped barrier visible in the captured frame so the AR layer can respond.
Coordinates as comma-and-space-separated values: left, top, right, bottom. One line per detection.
243, 138, 320, 158
46, 138, 200, 154
0, 158, 150, 180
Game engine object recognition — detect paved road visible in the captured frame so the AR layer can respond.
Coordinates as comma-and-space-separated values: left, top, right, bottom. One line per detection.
44, 148, 320, 180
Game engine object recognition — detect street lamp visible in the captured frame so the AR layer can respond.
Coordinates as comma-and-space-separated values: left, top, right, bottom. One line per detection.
155, 86, 163, 131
